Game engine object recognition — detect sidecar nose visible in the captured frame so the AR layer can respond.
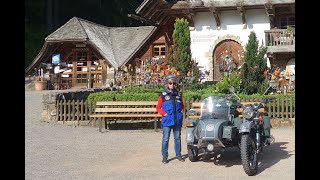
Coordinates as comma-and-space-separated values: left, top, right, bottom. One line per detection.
207, 143, 214, 151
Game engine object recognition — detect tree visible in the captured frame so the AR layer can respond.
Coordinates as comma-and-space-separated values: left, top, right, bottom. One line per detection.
240, 31, 268, 94
170, 18, 192, 77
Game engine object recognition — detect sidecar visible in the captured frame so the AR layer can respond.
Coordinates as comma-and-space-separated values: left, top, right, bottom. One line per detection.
186, 96, 243, 161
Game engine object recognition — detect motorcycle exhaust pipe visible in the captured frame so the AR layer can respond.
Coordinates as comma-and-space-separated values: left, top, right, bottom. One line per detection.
256, 132, 260, 152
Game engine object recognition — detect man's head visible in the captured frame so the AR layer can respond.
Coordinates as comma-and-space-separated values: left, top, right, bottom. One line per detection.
165, 74, 177, 90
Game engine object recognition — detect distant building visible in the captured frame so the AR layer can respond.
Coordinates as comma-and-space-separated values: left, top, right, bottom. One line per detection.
26, 0, 295, 89
25, 17, 166, 89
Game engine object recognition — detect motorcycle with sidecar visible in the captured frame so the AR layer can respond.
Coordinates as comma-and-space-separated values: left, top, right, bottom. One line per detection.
186, 87, 274, 176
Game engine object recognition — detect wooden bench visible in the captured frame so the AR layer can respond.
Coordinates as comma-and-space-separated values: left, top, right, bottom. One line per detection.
89, 101, 162, 132
188, 102, 201, 119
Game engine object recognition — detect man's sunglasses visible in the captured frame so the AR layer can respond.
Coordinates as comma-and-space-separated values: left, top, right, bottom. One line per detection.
168, 82, 177, 85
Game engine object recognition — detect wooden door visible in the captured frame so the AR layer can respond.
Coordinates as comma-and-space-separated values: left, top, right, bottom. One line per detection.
213, 40, 244, 82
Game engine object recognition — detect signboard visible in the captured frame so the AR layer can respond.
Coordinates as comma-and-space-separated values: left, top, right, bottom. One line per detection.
54, 66, 60, 74
52, 54, 60, 64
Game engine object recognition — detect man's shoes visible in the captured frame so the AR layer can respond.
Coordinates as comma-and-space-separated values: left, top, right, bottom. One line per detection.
177, 156, 185, 162
162, 158, 168, 164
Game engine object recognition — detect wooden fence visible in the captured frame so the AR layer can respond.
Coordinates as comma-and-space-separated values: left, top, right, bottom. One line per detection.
56, 96, 295, 125
56, 99, 91, 125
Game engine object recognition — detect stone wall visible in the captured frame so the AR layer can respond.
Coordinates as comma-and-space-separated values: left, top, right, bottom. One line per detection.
41, 88, 115, 122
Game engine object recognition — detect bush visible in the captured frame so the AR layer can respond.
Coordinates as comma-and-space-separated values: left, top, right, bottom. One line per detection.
214, 72, 241, 93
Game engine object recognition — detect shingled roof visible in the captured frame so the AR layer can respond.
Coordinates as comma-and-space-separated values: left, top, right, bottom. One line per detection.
26, 17, 157, 73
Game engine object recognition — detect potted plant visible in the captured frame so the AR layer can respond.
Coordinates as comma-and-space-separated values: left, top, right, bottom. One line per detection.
34, 76, 47, 91
286, 26, 295, 34
285, 26, 295, 44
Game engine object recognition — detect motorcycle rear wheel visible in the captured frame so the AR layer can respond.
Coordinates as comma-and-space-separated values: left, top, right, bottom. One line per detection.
187, 146, 199, 162
240, 134, 258, 176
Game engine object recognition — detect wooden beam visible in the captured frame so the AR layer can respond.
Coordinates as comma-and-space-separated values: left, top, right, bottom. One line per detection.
264, 2, 275, 29
237, 3, 247, 29
160, 14, 172, 26
164, 28, 173, 46
127, 14, 158, 26
209, 6, 221, 30
154, 11, 167, 24
138, 0, 160, 18
187, 10, 195, 27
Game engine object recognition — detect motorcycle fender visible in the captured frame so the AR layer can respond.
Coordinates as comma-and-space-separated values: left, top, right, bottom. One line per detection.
186, 119, 197, 143
239, 121, 254, 133
263, 116, 271, 137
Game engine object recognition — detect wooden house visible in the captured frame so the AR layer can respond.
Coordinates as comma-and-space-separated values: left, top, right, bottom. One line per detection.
26, 0, 295, 89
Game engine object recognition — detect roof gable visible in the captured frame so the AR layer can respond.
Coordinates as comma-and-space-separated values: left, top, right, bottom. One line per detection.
79, 19, 117, 67
45, 17, 88, 42
109, 26, 156, 66
26, 17, 157, 73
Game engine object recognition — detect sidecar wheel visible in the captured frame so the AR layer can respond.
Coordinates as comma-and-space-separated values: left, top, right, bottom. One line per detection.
240, 134, 258, 176
187, 146, 199, 162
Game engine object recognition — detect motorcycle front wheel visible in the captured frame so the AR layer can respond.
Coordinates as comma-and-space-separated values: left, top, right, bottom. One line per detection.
187, 145, 199, 162
240, 134, 258, 176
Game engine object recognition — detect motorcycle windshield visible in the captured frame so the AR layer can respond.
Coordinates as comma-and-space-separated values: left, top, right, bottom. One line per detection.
200, 96, 231, 120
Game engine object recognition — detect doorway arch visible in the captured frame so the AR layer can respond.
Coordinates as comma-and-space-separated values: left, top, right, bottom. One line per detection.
286, 57, 295, 74
212, 40, 244, 81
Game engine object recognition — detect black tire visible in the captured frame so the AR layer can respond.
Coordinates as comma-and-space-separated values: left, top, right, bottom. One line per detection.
240, 134, 258, 176
187, 146, 199, 162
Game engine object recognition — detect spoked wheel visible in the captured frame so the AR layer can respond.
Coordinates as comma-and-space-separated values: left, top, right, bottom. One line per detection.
187, 145, 199, 162
240, 134, 258, 176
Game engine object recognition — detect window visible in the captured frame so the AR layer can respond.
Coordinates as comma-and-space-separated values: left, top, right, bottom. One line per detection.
277, 16, 295, 29
153, 44, 166, 57
76, 51, 87, 61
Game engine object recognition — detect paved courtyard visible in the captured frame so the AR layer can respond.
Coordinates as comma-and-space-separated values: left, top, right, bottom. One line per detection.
25, 90, 295, 180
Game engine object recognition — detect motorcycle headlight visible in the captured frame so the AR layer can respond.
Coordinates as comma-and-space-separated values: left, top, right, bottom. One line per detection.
243, 106, 254, 119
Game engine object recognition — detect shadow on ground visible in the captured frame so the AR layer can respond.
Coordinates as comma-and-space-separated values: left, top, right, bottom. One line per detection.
184, 141, 293, 175
104, 121, 162, 130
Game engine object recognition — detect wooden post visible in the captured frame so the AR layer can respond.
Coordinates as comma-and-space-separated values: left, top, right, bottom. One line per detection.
67, 100, 71, 121
93, 99, 97, 127
281, 97, 285, 119
277, 97, 280, 118
63, 100, 67, 124
105, 118, 109, 130
285, 97, 288, 118
85, 100, 88, 123
272, 98, 276, 118
56, 99, 59, 121
290, 96, 293, 118
72, 100, 75, 121
293, 96, 295, 118
76, 99, 80, 122
99, 117, 102, 132
81, 99, 84, 122
59, 100, 63, 121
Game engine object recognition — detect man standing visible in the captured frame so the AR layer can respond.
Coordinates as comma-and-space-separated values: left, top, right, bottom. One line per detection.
156, 74, 185, 164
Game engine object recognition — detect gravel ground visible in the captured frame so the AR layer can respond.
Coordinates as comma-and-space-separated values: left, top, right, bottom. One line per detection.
25, 90, 295, 180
